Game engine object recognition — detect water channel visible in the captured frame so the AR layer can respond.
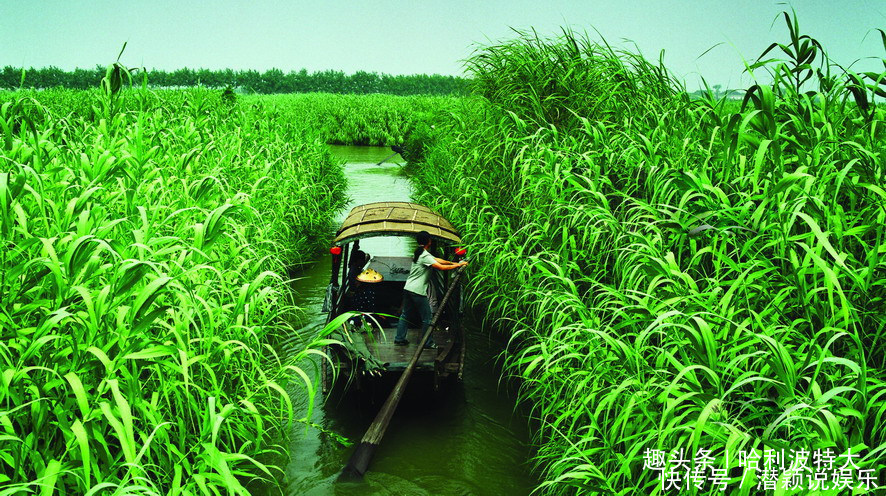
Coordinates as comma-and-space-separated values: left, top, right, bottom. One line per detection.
276, 146, 537, 495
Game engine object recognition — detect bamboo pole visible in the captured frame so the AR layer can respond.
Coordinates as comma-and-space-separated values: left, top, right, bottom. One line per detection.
340, 261, 469, 479
375, 151, 398, 166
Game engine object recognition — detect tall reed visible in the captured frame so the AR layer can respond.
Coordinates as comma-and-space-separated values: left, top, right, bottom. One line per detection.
412, 18, 885, 494
240, 92, 458, 146
0, 82, 347, 492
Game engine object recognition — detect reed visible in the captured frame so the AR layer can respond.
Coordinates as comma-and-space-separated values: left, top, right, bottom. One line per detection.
0, 82, 349, 492
412, 16, 886, 494
243, 92, 459, 146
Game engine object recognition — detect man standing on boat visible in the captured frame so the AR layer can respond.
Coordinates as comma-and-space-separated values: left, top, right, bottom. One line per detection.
395, 231, 467, 348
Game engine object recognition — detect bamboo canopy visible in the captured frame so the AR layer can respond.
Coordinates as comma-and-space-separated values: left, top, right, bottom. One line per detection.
333, 202, 462, 245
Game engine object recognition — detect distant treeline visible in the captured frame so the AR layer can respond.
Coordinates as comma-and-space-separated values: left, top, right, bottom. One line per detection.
0, 65, 469, 95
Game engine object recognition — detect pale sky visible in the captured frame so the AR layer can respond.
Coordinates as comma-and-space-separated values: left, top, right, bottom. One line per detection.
1, 1, 884, 90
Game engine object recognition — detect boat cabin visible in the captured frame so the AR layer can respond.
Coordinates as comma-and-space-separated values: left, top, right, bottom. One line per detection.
321, 202, 466, 392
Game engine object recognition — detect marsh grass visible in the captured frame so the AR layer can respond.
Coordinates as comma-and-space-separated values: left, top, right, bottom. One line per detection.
413, 15, 886, 495
241, 93, 458, 147
0, 81, 349, 493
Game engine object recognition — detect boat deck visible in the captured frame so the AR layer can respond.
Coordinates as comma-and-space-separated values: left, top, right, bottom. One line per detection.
352, 327, 456, 371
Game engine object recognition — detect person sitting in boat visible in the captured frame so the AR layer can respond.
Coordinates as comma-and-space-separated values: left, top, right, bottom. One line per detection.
394, 231, 467, 348
347, 250, 369, 288
347, 267, 383, 330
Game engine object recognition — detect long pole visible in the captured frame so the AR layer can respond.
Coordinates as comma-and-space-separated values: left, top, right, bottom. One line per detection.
376, 145, 406, 166
340, 262, 468, 479
375, 151, 398, 166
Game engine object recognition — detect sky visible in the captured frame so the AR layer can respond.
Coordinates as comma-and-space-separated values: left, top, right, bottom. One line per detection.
1, 1, 884, 91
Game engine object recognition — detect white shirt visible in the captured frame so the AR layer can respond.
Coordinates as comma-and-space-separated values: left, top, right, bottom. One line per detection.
403, 250, 436, 296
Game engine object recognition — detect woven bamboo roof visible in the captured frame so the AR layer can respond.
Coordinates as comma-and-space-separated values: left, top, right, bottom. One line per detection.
333, 202, 461, 245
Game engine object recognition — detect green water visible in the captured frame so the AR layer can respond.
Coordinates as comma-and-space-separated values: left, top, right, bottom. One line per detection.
278, 146, 537, 495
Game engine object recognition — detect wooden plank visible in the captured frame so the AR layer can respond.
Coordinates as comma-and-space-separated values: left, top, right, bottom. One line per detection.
356, 328, 452, 367
434, 336, 455, 366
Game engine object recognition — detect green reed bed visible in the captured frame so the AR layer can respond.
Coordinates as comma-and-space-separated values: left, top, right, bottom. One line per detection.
412, 19, 885, 495
247, 92, 459, 147
0, 85, 346, 493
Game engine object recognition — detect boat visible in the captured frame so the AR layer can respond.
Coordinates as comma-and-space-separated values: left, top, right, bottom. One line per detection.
321, 201, 467, 392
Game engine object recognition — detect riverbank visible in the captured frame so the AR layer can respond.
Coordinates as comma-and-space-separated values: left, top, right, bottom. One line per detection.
410, 23, 886, 494
0, 88, 346, 493
1, 87, 532, 494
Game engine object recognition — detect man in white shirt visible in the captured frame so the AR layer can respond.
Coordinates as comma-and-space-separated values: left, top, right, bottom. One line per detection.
394, 231, 467, 348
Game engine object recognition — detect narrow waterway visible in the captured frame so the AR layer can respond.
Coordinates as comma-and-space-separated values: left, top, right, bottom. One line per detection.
278, 146, 537, 495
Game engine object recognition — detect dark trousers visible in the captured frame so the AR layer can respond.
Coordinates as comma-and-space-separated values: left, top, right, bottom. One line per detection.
395, 290, 434, 345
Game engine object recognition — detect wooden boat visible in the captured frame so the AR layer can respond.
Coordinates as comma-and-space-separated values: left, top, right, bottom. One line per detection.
321, 202, 466, 392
